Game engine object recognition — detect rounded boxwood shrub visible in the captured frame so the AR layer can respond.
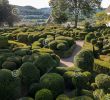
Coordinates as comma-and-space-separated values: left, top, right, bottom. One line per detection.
22, 55, 33, 63
56, 94, 69, 100
35, 89, 53, 100
48, 40, 57, 50
102, 94, 110, 100
0, 69, 21, 100
72, 96, 93, 100
72, 73, 87, 89
17, 34, 28, 43
51, 54, 60, 66
7, 56, 22, 66
34, 53, 57, 75
19, 62, 40, 86
40, 73, 65, 97
19, 97, 34, 100
74, 50, 94, 71
93, 89, 105, 100
95, 74, 110, 89
83, 71, 92, 81
63, 71, 75, 89
32, 41, 41, 49
2, 61, 17, 70
28, 83, 41, 97
57, 43, 67, 50
85, 33, 96, 42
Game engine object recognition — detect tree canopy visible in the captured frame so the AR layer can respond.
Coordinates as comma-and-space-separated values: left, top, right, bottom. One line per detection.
49, 0, 102, 27
0, 0, 19, 27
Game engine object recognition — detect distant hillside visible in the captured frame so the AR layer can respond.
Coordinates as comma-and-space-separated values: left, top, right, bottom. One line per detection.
16, 5, 51, 20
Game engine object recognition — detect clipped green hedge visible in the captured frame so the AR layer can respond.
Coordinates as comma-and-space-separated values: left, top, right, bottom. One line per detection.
74, 49, 94, 71
94, 59, 110, 74
55, 44, 76, 58
35, 89, 53, 100
19, 62, 40, 86
56, 94, 69, 100
0, 69, 21, 100
40, 73, 65, 97
34, 53, 57, 75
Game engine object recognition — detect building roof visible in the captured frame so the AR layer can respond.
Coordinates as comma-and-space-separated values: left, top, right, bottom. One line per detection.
106, 5, 110, 13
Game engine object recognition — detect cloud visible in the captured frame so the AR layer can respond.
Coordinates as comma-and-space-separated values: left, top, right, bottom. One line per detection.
9, 0, 50, 8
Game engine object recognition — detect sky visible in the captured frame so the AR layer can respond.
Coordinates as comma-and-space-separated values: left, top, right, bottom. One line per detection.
9, 0, 110, 9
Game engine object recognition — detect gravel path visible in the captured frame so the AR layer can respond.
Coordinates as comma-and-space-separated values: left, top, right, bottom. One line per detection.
60, 41, 84, 67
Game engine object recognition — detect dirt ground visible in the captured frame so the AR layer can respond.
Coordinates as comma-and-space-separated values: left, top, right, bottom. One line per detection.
60, 41, 84, 67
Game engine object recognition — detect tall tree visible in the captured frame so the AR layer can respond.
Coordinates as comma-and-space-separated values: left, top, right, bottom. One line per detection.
49, 0, 68, 24
95, 11, 110, 25
67, 0, 102, 28
0, 0, 19, 27
50, 0, 102, 27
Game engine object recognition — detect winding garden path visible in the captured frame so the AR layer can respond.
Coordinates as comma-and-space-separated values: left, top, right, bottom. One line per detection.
60, 41, 84, 67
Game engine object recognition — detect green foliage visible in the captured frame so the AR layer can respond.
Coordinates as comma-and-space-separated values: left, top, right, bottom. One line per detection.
35, 89, 53, 100
74, 49, 94, 71
17, 34, 28, 43
85, 33, 96, 42
95, 74, 110, 89
93, 89, 105, 100
19, 62, 40, 86
94, 59, 110, 74
29, 83, 41, 97
102, 94, 110, 100
63, 71, 75, 89
0, 69, 21, 100
57, 43, 67, 50
6, 56, 22, 66
40, 73, 65, 97
2, 61, 17, 70
22, 55, 33, 63
50, 0, 68, 24
34, 53, 57, 75
48, 40, 57, 50
95, 11, 110, 26
0, 36, 9, 48
32, 41, 41, 49
56, 94, 69, 100
71, 96, 93, 100
72, 73, 87, 89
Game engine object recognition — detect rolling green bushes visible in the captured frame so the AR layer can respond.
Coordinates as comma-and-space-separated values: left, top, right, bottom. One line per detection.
35, 89, 53, 100
0, 69, 21, 100
102, 94, 110, 100
95, 74, 110, 90
48, 40, 57, 50
57, 43, 67, 50
94, 59, 110, 74
19, 62, 40, 86
63, 71, 75, 89
32, 41, 41, 49
40, 73, 65, 97
74, 49, 94, 71
72, 73, 88, 95
85, 33, 96, 42
2, 61, 17, 70
17, 34, 28, 43
34, 53, 58, 75
0, 36, 9, 48
72, 96, 93, 100
56, 94, 69, 100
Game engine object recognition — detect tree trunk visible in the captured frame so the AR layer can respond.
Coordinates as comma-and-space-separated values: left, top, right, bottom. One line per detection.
74, 0, 78, 28
74, 15, 78, 28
